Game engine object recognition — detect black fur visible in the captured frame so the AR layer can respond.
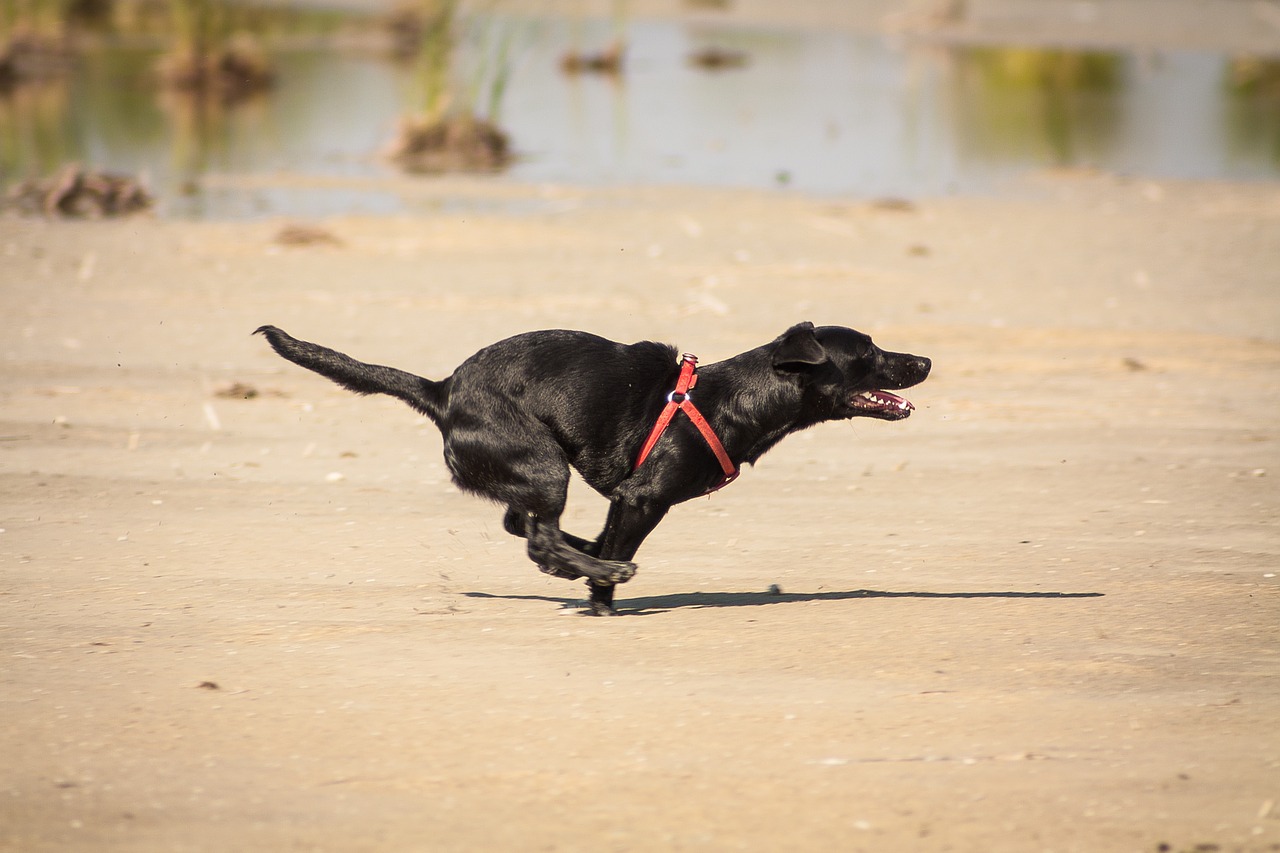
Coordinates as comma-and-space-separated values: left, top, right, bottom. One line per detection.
255, 322, 930, 615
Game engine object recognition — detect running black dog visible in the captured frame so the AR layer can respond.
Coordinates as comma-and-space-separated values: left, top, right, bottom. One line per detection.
255, 322, 930, 615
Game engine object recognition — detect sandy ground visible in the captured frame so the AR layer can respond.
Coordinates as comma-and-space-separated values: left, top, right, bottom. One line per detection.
1, 172, 1278, 852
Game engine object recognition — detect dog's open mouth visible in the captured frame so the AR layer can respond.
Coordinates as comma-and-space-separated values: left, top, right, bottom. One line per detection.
848, 390, 914, 420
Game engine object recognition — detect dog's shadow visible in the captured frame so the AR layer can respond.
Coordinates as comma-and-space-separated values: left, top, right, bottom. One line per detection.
464, 588, 1104, 616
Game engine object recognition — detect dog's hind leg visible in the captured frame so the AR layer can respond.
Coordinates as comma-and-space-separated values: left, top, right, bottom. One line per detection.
444, 423, 634, 589
523, 513, 636, 587
504, 506, 640, 611
502, 508, 598, 557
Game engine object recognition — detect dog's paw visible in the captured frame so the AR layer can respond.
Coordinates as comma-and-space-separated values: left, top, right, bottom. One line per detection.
602, 560, 637, 584
582, 600, 619, 617
538, 564, 583, 580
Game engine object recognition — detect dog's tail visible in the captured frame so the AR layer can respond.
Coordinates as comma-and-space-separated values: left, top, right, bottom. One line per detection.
254, 325, 447, 424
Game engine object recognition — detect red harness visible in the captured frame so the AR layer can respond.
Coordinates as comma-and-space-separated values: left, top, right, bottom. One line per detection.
634, 354, 739, 494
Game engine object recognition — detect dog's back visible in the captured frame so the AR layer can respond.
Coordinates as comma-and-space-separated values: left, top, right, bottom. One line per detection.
445, 330, 679, 492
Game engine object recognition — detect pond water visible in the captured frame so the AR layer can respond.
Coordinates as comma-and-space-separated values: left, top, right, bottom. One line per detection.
3, 14, 1277, 218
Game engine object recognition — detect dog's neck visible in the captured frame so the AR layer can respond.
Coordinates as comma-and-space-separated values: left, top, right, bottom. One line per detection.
693, 350, 815, 466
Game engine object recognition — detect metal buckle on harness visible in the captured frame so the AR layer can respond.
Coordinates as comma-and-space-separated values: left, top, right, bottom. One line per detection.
668, 354, 698, 404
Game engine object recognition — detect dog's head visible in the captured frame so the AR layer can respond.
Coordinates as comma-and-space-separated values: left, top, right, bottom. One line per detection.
771, 322, 930, 422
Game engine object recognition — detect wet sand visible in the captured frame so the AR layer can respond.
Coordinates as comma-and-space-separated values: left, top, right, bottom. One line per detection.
312, 0, 1280, 53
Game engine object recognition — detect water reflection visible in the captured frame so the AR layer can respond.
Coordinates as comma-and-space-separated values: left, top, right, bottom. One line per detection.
0, 77, 73, 176
1223, 57, 1280, 168
1, 14, 1276, 219
947, 47, 1123, 169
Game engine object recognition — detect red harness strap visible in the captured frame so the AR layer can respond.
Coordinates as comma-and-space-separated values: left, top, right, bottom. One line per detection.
634, 354, 739, 494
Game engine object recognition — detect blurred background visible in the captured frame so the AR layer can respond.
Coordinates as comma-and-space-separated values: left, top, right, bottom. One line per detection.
1, 0, 1277, 219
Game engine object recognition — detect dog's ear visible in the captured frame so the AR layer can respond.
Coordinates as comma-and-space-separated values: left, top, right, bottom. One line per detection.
772, 322, 827, 371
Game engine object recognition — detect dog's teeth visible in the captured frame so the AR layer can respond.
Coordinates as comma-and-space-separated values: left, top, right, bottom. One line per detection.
856, 390, 912, 412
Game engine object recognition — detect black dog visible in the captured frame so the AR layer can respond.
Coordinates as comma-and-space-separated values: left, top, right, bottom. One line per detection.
255, 322, 929, 615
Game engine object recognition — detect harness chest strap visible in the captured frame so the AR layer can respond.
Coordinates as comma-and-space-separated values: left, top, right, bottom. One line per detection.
634, 354, 739, 494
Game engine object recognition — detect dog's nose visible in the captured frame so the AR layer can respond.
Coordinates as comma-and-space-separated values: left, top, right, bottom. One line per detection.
914, 356, 931, 378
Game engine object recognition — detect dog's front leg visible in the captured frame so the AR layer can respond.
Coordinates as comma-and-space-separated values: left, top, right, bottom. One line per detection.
586, 498, 671, 616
